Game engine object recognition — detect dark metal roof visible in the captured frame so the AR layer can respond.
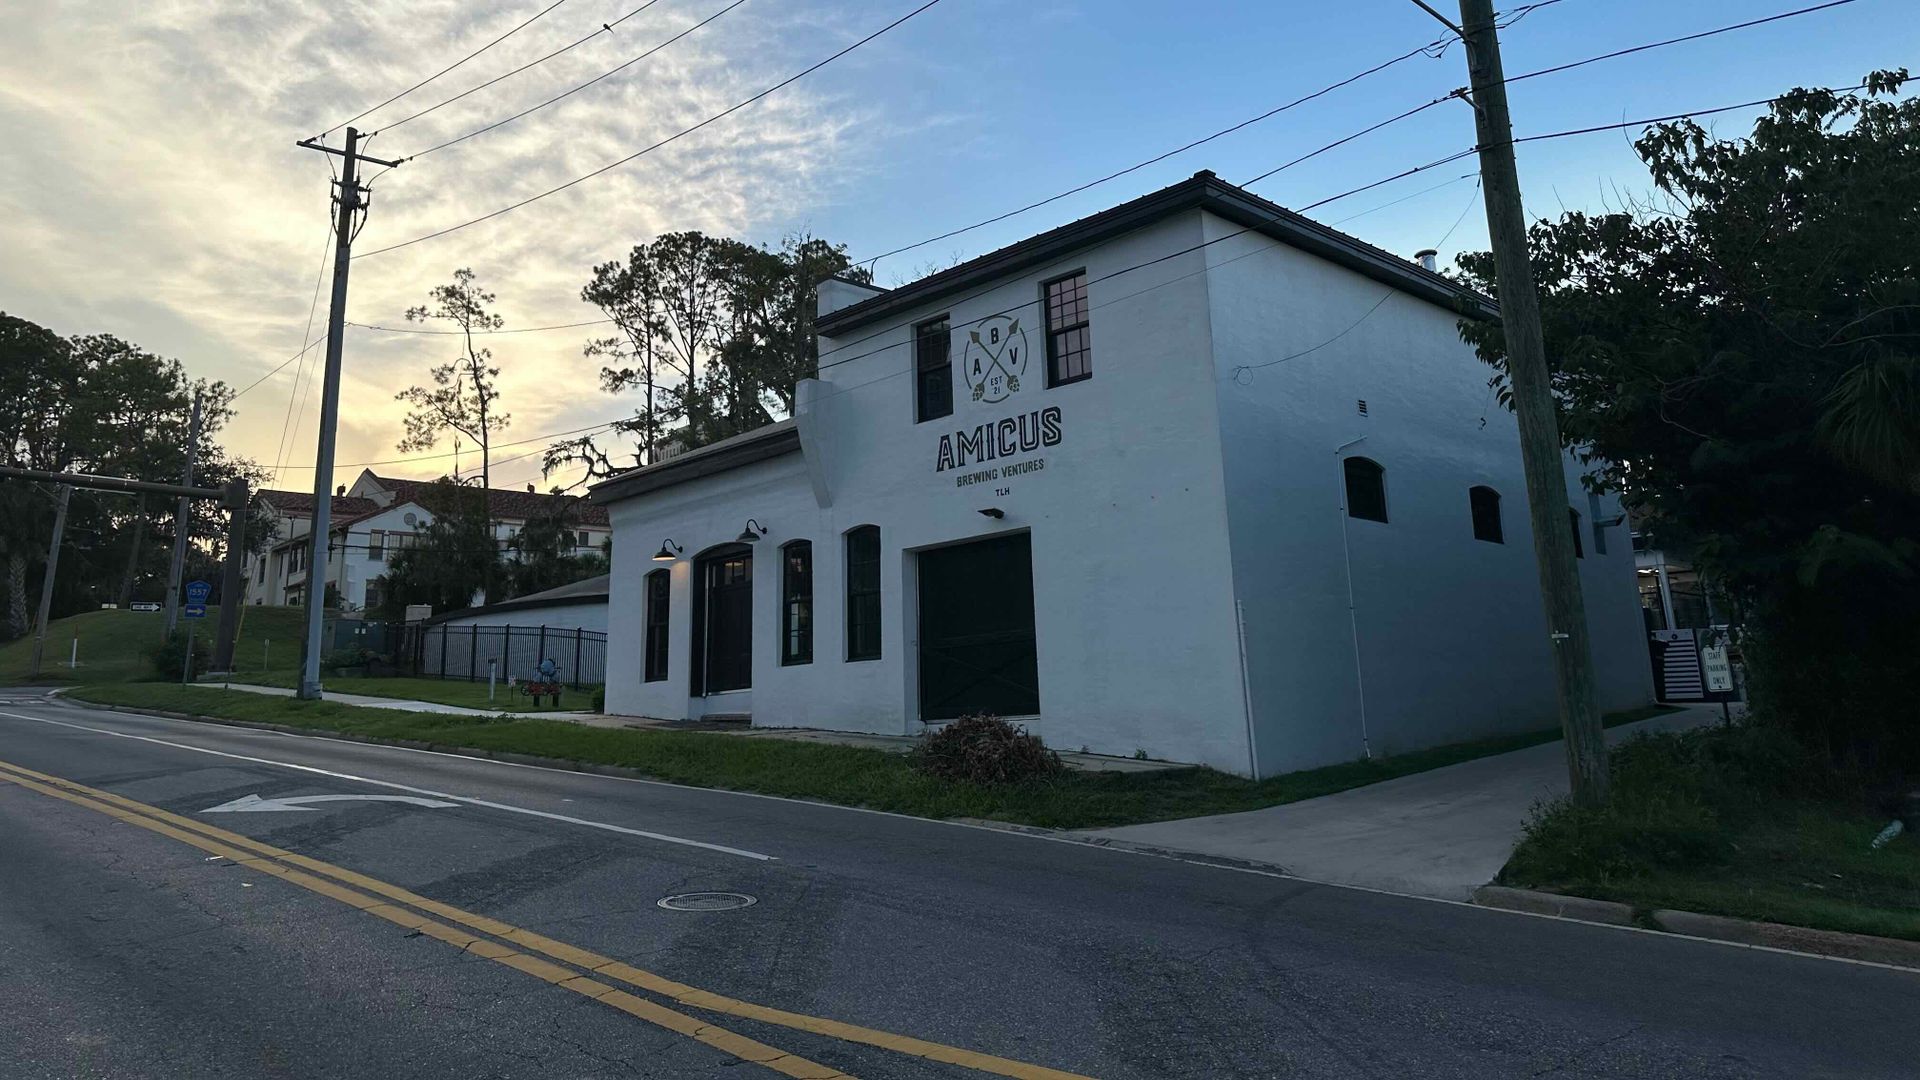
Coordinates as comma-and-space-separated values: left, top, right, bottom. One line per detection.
365, 474, 610, 526
815, 170, 1497, 336
425, 574, 610, 626
588, 420, 801, 507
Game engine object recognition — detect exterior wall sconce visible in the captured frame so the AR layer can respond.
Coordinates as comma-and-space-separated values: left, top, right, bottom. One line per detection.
652, 539, 683, 562
978, 508, 1005, 519
736, 519, 768, 544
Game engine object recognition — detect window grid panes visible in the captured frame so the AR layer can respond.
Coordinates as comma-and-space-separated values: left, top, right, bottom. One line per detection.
644, 569, 670, 682
1344, 457, 1388, 523
1043, 272, 1091, 386
845, 526, 881, 661
1469, 486, 1503, 543
782, 541, 813, 665
915, 317, 952, 422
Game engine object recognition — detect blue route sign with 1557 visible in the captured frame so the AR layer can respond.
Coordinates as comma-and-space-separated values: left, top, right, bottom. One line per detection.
184, 580, 211, 619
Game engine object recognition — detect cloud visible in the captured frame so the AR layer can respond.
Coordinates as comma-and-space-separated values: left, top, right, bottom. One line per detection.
0, 0, 887, 493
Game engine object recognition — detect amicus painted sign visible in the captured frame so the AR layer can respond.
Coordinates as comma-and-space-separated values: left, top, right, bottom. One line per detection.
934, 406, 1063, 474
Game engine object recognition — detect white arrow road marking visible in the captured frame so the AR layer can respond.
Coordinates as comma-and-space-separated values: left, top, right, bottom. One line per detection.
203, 793, 460, 813
0, 711, 773, 861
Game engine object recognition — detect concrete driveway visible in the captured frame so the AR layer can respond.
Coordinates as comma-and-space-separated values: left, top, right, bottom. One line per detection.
1079, 705, 1717, 900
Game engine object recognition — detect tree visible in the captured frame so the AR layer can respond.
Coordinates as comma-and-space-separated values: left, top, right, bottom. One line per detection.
504, 494, 608, 600
550, 233, 867, 480
374, 479, 500, 619
397, 269, 512, 602
1453, 71, 1920, 767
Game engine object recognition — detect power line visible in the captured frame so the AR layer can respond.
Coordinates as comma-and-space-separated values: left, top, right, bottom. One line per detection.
1329, 171, 1478, 225
267, 420, 622, 473
1511, 78, 1880, 145
316, 0, 577, 138
1506, 0, 1862, 86
349, 317, 614, 335
355, 0, 948, 258
854, 31, 1458, 272
401, 0, 755, 160
373, 0, 674, 136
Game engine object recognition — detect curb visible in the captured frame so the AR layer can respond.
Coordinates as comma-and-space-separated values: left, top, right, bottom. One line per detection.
1473, 885, 1920, 970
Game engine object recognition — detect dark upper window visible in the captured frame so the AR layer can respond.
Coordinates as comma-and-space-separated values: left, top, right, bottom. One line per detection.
915, 317, 952, 422
781, 540, 813, 666
1343, 457, 1388, 523
1469, 486, 1503, 543
368, 529, 385, 561
644, 569, 670, 682
845, 525, 881, 661
1043, 271, 1091, 386
1568, 509, 1585, 558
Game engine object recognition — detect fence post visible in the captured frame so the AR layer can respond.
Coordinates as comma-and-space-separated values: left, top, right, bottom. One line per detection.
538, 624, 547, 670
468, 626, 477, 683
502, 625, 512, 682
572, 630, 582, 690
439, 627, 448, 681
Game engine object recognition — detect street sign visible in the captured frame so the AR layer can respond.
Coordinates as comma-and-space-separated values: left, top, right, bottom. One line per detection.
183, 604, 206, 619
130, 601, 161, 613
1701, 644, 1735, 694
185, 579, 212, 604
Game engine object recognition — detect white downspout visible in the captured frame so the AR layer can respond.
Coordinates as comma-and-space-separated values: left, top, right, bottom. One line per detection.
1235, 600, 1260, 780
1335, 436, 1373, 760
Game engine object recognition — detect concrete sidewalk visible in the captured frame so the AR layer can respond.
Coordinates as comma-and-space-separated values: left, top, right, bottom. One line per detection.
1078, 706, 1720, 900
213, 681, 600, 720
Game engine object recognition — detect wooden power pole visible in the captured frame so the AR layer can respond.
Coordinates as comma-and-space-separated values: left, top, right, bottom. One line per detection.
1443, 0, 1608, 803
293, 126, 401, 701
28, 483, 72, 679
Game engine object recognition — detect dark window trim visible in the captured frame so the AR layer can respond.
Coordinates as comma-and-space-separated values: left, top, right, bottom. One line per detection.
1042, 269, 1092, 388
913, 315, 953, 423
1469, 485, 1504, 544
780, 539, 813, 666
1343, 456, 1388, 524
845, 525, 882, 662
643, 568, 670, 682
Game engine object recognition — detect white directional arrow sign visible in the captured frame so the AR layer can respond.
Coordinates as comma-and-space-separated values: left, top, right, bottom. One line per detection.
202, 793, 460, 813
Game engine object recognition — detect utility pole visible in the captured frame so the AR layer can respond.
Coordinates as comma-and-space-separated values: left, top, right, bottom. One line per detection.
28, 484, 72, 679
1442, 0, 1608, 802
294, 126, 401, 700
162, 392, 203, 637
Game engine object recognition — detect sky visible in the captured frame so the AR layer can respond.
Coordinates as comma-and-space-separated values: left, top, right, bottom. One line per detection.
2, 0, 1912, 496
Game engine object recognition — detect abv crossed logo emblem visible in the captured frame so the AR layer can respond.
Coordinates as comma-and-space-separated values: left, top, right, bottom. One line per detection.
962, 315, 1029, 404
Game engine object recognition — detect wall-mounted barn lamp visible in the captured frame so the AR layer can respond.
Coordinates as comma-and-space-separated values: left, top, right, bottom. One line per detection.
736, 519, 768, 543
978, 508, 1005, 519
652, 539, 683, 562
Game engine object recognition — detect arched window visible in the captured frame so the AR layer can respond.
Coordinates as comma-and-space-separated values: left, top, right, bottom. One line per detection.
1568, 508, 1585, 558
781, 540, 813, 666
1343, 456, 1388, 523
1469, 486, 1503, 543
845, 526, 882, 661
643, 569, 670, 682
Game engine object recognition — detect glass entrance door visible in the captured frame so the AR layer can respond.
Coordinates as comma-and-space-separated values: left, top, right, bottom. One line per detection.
694, 546, 753, 694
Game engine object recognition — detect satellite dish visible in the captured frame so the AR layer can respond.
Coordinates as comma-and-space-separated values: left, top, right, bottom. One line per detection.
403, 512, 418, 527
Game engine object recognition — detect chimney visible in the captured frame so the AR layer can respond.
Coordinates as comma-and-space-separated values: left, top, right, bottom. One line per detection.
1414, 248, 1438, 273
527, 483, 535, 493
335, 484, 345, 496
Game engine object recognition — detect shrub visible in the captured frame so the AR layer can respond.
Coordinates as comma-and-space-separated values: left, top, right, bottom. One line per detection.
910, 714, 1064, 785
149, 630, 208, 682
322, 644, 375, 671
591, 685, 606, 712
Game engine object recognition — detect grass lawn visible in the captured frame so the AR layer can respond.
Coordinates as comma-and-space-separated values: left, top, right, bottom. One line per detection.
1, 606, 307, 686
67, 682, 1672, 830
234, 672, 599, 713
1501, 724, 1920, 942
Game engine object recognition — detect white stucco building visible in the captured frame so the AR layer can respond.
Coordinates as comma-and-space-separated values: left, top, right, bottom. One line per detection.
591, 171, 1654, 776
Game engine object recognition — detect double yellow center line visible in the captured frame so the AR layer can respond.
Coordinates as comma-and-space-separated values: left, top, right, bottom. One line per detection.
0, 756, 1093, 1080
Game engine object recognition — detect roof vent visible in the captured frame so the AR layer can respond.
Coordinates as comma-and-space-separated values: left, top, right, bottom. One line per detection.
1414, 248, 1438, 273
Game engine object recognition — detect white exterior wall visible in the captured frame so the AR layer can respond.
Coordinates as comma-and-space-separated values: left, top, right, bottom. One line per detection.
1198, 212, 1654, 775
607, 211, 1256, 770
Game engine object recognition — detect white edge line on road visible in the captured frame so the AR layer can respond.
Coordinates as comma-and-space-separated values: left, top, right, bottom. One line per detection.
0, 710, 774, 862
18, 701, 1920, 977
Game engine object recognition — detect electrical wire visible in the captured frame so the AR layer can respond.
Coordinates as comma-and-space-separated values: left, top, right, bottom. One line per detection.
1505, 0, 1861, 86
374, 0, 675, 136
354, 0, 948, 258
853, 30, 1458, 272
316, 0, 577, 138
400, 0, 753, 160
349, 317, 614, 335
268, 420, 623, 472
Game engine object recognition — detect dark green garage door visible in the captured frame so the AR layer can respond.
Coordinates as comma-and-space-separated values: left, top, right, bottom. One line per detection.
917, 533, 1039, 721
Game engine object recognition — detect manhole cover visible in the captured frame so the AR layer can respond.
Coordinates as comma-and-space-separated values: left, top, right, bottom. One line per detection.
657, 891, 757, 912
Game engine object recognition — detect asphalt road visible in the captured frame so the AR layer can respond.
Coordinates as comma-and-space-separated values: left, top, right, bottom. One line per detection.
0, 692, 1915, 1079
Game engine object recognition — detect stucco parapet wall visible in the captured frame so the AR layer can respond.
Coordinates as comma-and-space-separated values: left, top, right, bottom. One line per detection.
589, 421, 801, 506
815, 169, 1499, 336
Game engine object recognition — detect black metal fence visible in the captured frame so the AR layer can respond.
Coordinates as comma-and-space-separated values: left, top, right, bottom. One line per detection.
338, 619, 606, 688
